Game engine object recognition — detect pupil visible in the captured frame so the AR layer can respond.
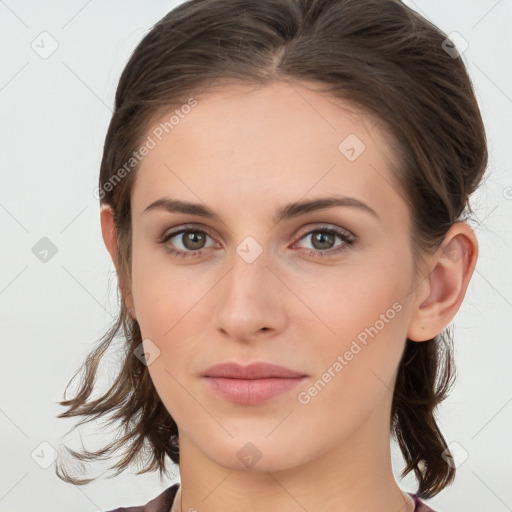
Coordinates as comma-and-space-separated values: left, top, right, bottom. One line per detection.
314, 232, 334, 250
185, 232, 205, 250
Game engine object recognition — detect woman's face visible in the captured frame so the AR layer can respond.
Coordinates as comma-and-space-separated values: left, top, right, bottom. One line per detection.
128, 81, 424, 472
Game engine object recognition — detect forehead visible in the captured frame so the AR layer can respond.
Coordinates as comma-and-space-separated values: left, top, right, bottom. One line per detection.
131, 81, 406, 223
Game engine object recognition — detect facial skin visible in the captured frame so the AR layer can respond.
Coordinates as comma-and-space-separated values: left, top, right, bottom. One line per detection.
101, 81, 478, 512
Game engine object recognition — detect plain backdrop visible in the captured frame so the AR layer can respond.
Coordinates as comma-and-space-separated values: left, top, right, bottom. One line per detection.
1, 1, 511, 511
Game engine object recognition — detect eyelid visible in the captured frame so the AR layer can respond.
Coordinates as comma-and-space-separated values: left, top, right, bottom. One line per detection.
294, 223, 355, 241
158, 223, 218, 242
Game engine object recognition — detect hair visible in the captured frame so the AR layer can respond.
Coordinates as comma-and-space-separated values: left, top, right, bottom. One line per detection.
56, 0, 487, 500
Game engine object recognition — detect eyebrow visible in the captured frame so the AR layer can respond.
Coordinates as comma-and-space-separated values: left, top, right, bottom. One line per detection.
142, 195, 379, 224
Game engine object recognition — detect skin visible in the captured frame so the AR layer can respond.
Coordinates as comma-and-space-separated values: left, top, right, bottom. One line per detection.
101, 81, 478, 512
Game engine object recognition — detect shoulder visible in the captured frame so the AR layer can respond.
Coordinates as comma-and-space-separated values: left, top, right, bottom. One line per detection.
408, 493, 438, 512
105, 483, 179, 512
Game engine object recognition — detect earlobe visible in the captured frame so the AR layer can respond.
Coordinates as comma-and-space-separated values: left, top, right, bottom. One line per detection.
407, 223, 478, 342
100, 204, 137, 320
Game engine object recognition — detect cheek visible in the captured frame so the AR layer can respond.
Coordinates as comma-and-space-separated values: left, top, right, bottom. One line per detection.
296, 250, 411, 341
291, 272, 410, 447
130, 236, 212, 340
293, 253, 412, 398
132, 275, 219, 349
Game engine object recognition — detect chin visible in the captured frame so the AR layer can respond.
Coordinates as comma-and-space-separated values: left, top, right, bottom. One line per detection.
199, 436, 311, 474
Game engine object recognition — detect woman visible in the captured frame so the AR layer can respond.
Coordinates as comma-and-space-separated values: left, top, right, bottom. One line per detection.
56, 0, 487, 510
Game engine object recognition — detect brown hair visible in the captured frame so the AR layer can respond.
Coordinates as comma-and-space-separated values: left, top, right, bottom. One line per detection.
56, 0, 487, 499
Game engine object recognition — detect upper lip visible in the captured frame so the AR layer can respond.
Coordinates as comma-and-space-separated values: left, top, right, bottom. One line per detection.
202, 362, 307, 379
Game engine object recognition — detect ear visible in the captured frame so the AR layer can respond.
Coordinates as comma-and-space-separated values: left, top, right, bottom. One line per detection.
407, 222, 478, 342
100, 204, 137, 320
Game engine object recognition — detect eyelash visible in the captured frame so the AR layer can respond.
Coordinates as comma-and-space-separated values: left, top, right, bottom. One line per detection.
157, 224, 356, 259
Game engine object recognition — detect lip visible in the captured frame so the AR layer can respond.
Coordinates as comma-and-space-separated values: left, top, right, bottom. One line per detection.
202, 362, 308, 405
202, 361, 307, 379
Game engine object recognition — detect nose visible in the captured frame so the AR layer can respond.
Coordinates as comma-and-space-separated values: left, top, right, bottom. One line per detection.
213, 242, 288, 343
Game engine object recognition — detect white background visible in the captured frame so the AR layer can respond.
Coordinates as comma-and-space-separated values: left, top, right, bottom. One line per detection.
1, 1, 511, 511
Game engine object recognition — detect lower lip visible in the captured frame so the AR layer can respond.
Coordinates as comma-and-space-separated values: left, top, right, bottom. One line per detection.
203, 376, 307, 405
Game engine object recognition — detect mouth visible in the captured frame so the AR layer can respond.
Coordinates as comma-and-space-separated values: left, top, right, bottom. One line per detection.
202, 361, 308, 405
203, 376, 308, 405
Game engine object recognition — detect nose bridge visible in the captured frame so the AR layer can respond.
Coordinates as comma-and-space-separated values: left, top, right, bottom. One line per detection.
224, 237, 272, 308
213, 235, 284, 339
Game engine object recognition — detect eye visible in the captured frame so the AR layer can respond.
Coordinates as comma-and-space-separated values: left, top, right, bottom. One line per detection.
157, 224, 356, 259
293, 225, 355, 257
157, 226, 217, 257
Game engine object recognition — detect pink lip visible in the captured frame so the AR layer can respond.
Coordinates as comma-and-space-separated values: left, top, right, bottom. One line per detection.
202, 361, 307, 379
202, 362, 308, 405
